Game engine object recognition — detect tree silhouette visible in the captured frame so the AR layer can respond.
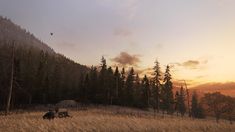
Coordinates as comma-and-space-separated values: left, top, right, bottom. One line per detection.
178, 86, 186, 117
113, 67, 121, 104
153, 59, 161, 113
191, 92, 204, 119
141, 75, 150, 107
134, 74, 142, 107
98, 56, 108, 104
162, 65, 174, 114
202, 92, 232, 123
125, 68, 135, 106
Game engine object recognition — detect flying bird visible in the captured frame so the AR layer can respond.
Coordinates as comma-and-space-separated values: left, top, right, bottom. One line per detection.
50, 33, 53, 36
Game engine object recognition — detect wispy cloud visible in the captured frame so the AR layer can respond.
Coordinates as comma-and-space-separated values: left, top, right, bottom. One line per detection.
124, 0, 139, 20
173, 59, 208, 70
182, 60, 200, 69
113, 28, 132, 37
97, 0, 140, 20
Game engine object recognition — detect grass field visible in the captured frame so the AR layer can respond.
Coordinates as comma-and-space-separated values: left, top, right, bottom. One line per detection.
0, 106, 234, 132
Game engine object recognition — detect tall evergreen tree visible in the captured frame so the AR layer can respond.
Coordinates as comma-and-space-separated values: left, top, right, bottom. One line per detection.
141, 75, 150, 108
114, 67, 121, 104
134, 73, 141, 107
119, 67, 126, 105
125, 67, 135, 106
107, 66, 115, 104
153, 59, 161, 112
162, 65, 174, 114
175, 91, 180, 116
177, 87, 186, 117
98, 56, 107, 104
191, 91, 204, 119
88, 66, 98, 103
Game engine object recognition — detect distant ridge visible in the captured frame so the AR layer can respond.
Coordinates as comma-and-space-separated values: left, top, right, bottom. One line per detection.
0, 16, 54, 53
191, 82, 235, 97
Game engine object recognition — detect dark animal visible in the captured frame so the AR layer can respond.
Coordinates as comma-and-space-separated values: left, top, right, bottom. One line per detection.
58, 111, 70, 118
56, 108, 71, 118
50, 32, 53, 36
43, 110, 55, 120
43, 108, 71, 120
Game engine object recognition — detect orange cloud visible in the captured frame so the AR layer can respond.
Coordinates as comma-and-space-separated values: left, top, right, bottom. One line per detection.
182, 60, 199, 69
111, 52, 140, 66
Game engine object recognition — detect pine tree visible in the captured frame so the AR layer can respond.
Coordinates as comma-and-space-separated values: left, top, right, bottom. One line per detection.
141, 75, 150, 108
100, 56, 107, 70
162, 65, 174, 114
107, 66, 115, 104
120, 67, 126, 105
191, 92, 204, 119
114, 67, 121, 104
125, 67, 135, 106
88, 66, 98, 103
178, 86, 186, 117
153, 59, 161, 112
134, 74, 141, 107
98, 56, 107, 104
175, 91, 180, 116
191, 91, 198, 118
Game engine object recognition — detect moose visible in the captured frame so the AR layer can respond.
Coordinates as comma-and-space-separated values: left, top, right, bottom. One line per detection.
43, 107, 71, 120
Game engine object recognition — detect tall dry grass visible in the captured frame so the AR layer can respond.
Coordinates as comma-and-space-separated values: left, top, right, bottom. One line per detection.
0, 106, 234, 132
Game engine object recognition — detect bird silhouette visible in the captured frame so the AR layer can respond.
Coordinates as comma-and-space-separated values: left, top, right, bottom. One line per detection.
50, 33, 53, 36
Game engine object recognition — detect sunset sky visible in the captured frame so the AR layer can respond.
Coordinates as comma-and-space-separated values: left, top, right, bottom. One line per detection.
1, 0, 235, 87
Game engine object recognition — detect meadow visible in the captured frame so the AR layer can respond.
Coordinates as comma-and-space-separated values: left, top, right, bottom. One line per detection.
0, 106, 234, 132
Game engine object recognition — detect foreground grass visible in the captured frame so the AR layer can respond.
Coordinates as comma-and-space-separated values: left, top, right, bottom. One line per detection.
0, 106, 234, 132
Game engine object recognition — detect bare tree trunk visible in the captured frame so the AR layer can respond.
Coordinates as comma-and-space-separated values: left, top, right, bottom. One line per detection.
5, 43, 14, 115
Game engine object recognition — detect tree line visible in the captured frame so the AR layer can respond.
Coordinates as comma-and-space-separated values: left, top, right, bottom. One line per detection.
0, 42, 186, 114
0, 43, 234, 123
79, 56, 178, 112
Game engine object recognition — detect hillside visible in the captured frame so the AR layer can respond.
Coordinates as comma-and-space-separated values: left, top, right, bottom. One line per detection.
0, 17, 89, 108
0, 16, 54, 53
191, 82, 235, 97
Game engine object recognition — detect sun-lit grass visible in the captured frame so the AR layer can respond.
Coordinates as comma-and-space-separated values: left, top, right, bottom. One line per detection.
0, 106, 234, 132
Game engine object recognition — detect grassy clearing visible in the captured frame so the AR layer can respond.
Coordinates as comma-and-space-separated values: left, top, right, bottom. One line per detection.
0, 106, 234, 132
